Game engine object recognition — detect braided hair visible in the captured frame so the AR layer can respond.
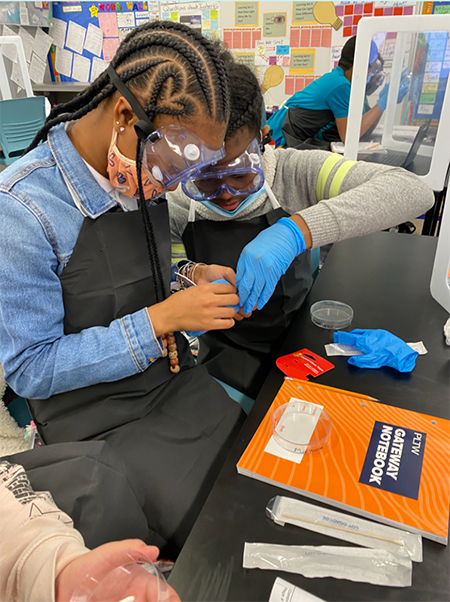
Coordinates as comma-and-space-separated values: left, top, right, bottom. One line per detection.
27, 21, 230, 304
214, 44, 263, 140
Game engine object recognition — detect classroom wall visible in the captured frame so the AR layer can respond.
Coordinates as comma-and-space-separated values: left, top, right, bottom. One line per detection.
2, 1, 449, 109
220, 1, 423, 108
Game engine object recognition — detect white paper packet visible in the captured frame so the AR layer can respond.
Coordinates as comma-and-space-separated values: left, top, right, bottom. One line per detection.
444, 317, 450, 346
324, 343, 363, 356
266, 496, 422, 562
325, 342, 427, 356
269, 577, 325, 602
243, 543, 412, 587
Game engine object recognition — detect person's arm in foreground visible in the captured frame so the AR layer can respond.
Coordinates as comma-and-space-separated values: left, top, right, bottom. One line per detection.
0, 461, 146, 601
236, 148, 434, 313
0, 460, 178, 602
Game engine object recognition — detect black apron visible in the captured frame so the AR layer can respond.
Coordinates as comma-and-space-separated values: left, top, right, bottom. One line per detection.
27, 200, 244, 556
182, 201, 313, 399
6, 440, 150, 550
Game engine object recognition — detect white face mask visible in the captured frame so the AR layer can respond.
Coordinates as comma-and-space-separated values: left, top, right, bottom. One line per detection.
199, 184, 267, 218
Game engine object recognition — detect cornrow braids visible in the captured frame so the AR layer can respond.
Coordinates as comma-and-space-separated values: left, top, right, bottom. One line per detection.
136, 139, 165, 303
25, 21, 231, 304
27, 21, 230, 151
213, 42, 263, 140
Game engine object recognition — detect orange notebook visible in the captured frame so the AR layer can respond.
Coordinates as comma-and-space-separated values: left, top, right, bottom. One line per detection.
237, 378, 450, 544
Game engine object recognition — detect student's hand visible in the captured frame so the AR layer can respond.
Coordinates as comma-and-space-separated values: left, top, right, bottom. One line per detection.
148, 282, 240, 335
377, 69, 410, 112
236, 217, 306, 314
192, 263, 236, 286
55, 539, 180, 602
236, 307, 253, 320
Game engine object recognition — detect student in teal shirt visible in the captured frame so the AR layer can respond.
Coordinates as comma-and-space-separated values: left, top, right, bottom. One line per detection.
268, 36, 409, 148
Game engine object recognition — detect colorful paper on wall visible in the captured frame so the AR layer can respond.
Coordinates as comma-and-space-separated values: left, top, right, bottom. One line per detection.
255, 38, 290, 67
98, 12, 119, 38
160, 1, 220, 35
290, 49, 315, 74
292, 1, 317, 24
102, 36, 120, 62
263, 12, 287, 37
235, 1, 259, 27
290, 26, 331, 49
235, 51, 257, 74
224, 28, 261, 49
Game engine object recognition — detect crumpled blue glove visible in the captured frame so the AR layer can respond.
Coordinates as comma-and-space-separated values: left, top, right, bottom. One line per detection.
377, 69, 410, 112
334, 328, 418, 372
236, 218, 306, 315
185, 279, 236, 338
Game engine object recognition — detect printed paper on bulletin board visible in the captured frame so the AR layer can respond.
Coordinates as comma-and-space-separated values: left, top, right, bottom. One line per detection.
423, 1, 450, 14
235, 52, 257, 74
263, 12, 287, 37
290, 48, 315, 74
292, 1, 317, 25
235, 2, 259, 27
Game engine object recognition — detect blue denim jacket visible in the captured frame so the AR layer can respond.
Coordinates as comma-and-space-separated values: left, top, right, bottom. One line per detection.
0, 124, 169, 399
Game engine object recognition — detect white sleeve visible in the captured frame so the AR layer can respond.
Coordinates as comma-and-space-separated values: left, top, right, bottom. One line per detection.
0, 461, 89, 602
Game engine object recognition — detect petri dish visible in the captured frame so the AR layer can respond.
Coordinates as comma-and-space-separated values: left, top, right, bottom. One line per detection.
69, 550, 177, 602
310, 300, 354, 330
271, 401, 332, 454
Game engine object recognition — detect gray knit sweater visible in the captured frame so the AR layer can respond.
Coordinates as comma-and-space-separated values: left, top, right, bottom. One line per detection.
168, 146, 434, 250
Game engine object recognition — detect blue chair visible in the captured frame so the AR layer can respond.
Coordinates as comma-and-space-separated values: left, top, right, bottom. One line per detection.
0, 96, 46, 166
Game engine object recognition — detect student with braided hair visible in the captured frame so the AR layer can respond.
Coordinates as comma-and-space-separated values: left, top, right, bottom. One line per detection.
168, 49, 434, 400
0, 21, 245, 556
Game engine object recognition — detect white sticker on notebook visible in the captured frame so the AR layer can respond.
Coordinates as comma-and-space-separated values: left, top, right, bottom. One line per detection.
264, 399, 323, 464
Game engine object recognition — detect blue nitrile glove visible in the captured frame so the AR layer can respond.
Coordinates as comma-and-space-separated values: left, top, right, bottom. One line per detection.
236, 217, 306, 315
377, 69, 410, 112
185, 279, 237, 337
334, 329, 418, 372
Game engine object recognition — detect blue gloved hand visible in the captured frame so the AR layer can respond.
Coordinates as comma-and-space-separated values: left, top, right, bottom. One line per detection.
236, 217, 306, 315
377, 69, 410, 112
334, 329, 418, 372
185, 279, 236, 337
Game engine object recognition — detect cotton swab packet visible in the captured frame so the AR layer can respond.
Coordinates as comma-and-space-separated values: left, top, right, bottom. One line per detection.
266, 496, 422, 562
243, 543, 412, 587
269, 577, 325, 602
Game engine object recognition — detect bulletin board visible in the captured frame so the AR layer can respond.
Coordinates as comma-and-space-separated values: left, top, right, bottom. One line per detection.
0, 1, 427, 105
49, 1, 221, 83
159, 2, 220, 40
50, 2, 160, 83
423, 1, 450, 15
220, 1, 421, 107
410, 31, 450, 124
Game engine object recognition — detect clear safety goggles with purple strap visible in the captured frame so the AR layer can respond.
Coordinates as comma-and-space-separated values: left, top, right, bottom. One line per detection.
181, 138, 265, 201
107, 65, 225, 189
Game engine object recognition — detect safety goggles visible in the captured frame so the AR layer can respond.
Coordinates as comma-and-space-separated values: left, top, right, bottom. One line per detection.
107, 66, 225, 189
366, 54, 385, 96
181, 138, 265, 201
141, 126, 225, 189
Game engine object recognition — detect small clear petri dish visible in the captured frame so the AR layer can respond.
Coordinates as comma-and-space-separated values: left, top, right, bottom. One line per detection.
271, 401, 332, 454
70, 550, 178, 602
310, 300, 354, 330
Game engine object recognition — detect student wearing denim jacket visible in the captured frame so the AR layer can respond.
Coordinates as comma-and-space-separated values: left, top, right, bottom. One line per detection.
0, 22, 245, 558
